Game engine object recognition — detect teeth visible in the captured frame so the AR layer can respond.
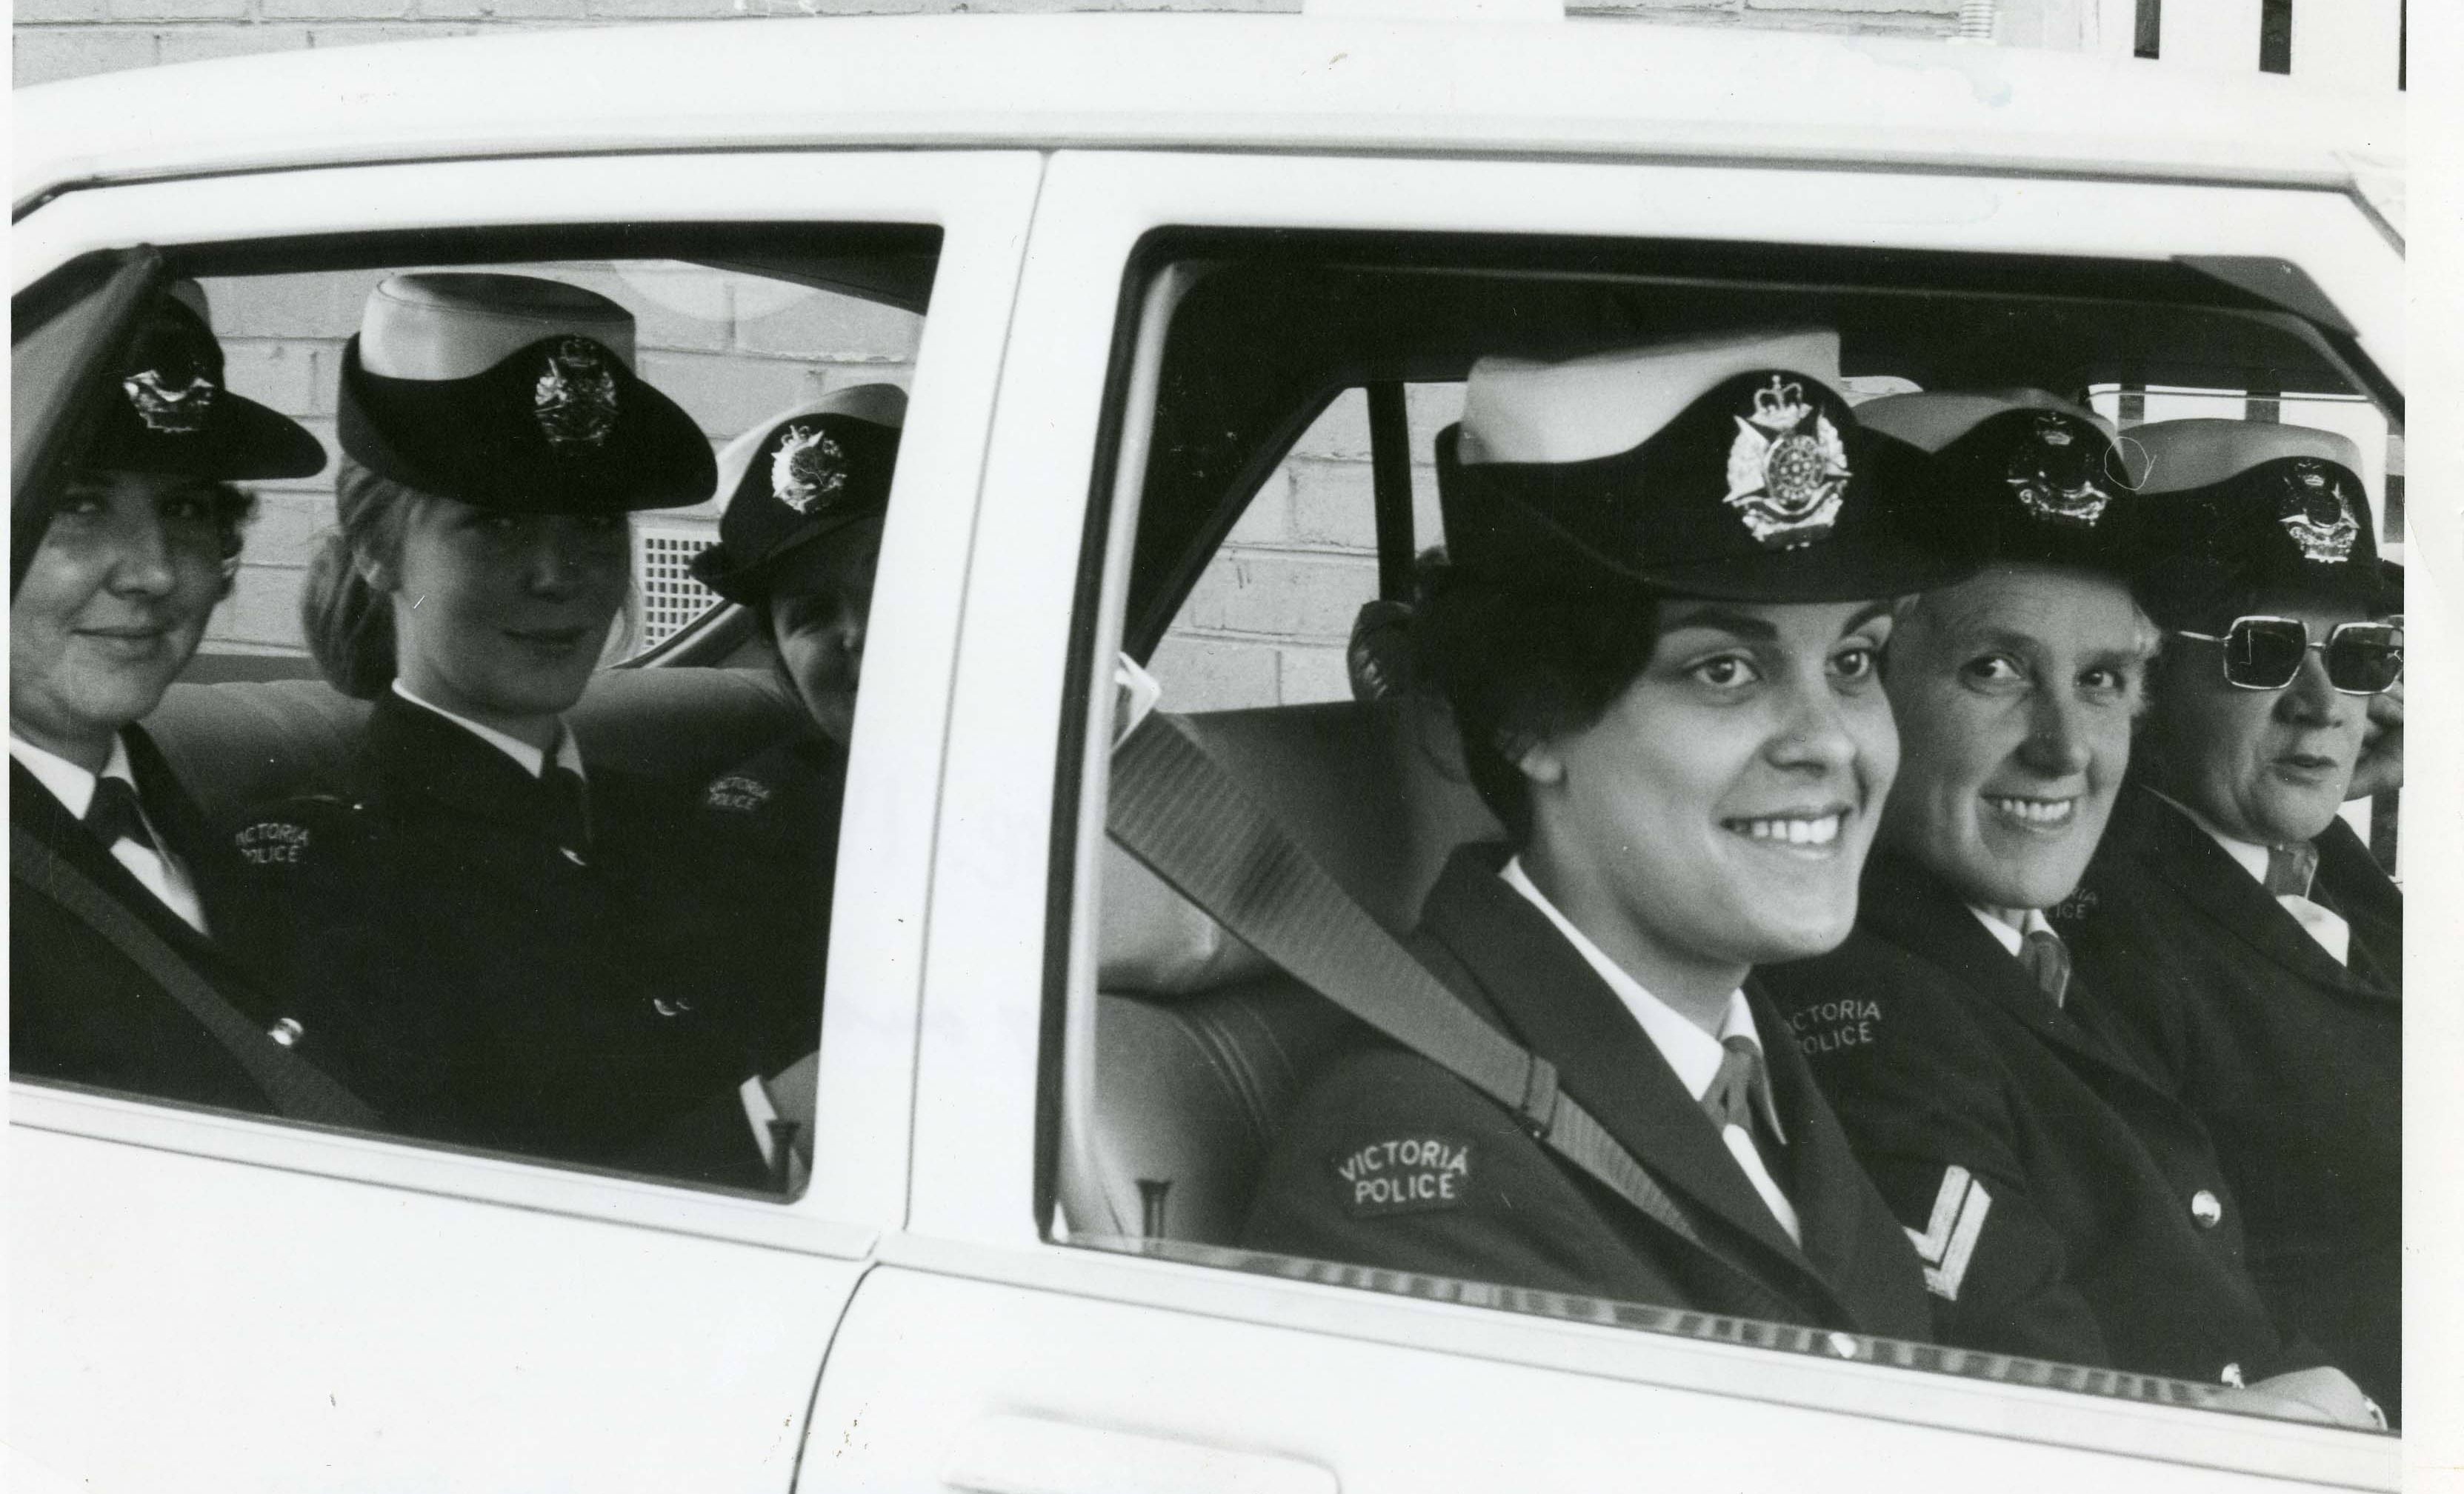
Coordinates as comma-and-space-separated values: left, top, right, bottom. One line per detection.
1988, 796, 2074, 826
1734, 814, 1842, 847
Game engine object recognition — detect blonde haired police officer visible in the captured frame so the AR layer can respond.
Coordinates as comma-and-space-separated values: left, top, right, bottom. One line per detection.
218, 273, 782, 1184
1242, 331, 1955, 1337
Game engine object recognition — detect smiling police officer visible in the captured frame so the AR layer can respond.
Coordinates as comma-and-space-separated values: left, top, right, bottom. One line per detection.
12, 282, 334, 1113
2060, 419, 2403, 1422
1759, 392, 2377, 1427
1241, 332, 1955, 1338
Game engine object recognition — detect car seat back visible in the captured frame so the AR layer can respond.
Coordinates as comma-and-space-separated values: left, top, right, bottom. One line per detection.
1074, 693, 1499, 1247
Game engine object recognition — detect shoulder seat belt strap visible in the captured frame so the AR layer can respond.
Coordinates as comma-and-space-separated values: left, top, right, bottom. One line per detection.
12, 822, 379, 1129
1109, 713, 1774, 1293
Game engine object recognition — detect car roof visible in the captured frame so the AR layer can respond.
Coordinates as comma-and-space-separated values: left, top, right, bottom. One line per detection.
14, 14, 2401, 212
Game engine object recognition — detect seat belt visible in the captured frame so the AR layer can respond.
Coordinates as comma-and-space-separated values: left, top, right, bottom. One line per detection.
1108, 711, 1769, 1288
12, 823, 380, 1129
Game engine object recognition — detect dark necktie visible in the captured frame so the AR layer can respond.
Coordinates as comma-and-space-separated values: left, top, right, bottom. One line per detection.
1702, 1034, 1788, 1147
84, 776, 160, 858
2264, 840, 2320, 898
542, 764, 591, 864
2018, 927, 2071, 1008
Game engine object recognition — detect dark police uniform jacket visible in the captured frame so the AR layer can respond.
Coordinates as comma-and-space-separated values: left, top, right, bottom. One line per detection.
2062, 785, 2400, 1418
11, 729, 282, 1114
641, 724, 846, 1076
213, 693, 765, 1181
1761, 850, 2314, 1386
1241, 845, 1934, 1339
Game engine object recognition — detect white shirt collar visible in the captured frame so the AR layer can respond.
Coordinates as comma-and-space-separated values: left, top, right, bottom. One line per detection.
1968, 904, 2058, 958
10, 731, 138, 822
1499, 855, 1760, 1102
391, 680, 584, 780
2144, 787, 2271, 886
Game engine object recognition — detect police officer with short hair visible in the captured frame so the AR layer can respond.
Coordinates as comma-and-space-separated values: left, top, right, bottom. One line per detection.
2060, 420, 2403, 1421
217, 273, 778, 1181
1760, 393, 2376, 1426
12, 281, 332, 1112
662, 385, 906, 1073
1241, 331, 1952, 1337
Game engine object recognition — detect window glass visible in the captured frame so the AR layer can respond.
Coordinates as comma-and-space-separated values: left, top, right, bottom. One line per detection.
1065, 232, 2402, 1430
10, 233, 938, 1200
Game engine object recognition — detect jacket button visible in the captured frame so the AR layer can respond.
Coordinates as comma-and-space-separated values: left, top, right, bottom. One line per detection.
651, 997, 694, 1018
267, 1017, 304, 1048
2191, 1190, 2224, 1229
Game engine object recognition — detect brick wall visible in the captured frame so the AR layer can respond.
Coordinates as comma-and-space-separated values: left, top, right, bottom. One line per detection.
13, 0, 1967, 89
199, 261, 920, 659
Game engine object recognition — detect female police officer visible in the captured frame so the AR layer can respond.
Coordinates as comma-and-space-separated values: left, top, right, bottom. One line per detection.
220, 273, 769, 1181
1239, 331, 1955, 1335
13, 281, 338, 1116
662, 385, 905, 1073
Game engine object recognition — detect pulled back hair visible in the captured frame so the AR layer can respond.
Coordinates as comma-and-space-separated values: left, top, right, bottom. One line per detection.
1410, 549, 1664, 847
300, 456, 431, 699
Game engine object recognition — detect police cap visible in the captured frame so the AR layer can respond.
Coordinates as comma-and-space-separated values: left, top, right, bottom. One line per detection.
2126, 418, 2391, 627
1436, 330, 1966, 603
82, 281, 326, 482
690, 385, 905, 606
1856, 389, 2140, 578
337, 273, 713, 513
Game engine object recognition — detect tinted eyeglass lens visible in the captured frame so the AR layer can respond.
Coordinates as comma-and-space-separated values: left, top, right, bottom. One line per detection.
2324, 624, 2404, 693
2224, 618, 2309, 689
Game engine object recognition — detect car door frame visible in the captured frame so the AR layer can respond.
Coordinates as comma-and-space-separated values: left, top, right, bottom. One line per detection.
888, 145, 2402, 1488
10, 144, 1043, 1492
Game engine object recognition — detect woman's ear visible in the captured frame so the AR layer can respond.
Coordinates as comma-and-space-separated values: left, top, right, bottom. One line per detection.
353, 552, 395, 593
1508, 731, 1565, 788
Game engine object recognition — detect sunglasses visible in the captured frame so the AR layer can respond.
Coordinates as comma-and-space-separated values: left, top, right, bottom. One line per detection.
2174, 616, 2404, 696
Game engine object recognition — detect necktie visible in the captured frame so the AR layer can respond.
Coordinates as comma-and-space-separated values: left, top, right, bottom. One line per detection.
1702, 1034, 1788, 1147
2264, 840, 2348, 965
2018, 927, 2071, 1008
84, 776, 160, 857
542, 764, 591, 864
2264, 841, 2320, 898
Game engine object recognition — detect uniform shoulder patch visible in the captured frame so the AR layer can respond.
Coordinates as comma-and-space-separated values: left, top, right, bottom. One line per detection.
1331, 1133, 1478, 1218
228, 794, 359, 869
704, 773, 776, 814
1786, 995, 1885, 1059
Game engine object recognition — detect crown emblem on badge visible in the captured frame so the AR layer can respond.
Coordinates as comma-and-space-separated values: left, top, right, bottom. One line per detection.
1725, 374, 1850, 549
2005, 413, 2113, 528
2277, 460, 2358, 564
532, 338, 620, 450
770, 424, 849, 515
122, 367, 218, 434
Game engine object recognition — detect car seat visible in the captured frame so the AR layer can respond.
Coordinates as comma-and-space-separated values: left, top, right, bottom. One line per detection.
1069, 618, 1501, 1248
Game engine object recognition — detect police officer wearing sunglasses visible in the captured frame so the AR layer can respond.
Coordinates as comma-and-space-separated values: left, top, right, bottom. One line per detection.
2058, 419, 2403, 1422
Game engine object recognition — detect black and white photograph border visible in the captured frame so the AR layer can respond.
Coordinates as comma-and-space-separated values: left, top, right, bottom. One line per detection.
9, 1, 2457, 1490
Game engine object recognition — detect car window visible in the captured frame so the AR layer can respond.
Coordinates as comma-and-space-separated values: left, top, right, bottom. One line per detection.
1061, 230, 2401, 1426
9, 229, 939, 1198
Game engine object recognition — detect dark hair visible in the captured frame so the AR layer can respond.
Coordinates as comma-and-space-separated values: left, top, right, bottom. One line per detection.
1410, 549, 1664, 845
300, 456, 431, 699
207, 481, 258, 599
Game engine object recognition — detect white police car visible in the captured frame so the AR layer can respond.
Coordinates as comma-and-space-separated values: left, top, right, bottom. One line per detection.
11, 9, 2414, 1490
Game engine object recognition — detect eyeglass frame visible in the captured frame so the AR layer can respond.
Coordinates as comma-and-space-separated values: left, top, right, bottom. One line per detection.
2171, 614, 2405, 696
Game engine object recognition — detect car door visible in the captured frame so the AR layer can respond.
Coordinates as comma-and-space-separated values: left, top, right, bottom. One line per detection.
799, 147, 2403, 1490
10, 147, 1040, 1492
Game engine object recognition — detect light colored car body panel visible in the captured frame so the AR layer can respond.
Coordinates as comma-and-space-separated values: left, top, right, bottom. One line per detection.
13, 16, 2396, 205
10, 16, 2407, 1489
